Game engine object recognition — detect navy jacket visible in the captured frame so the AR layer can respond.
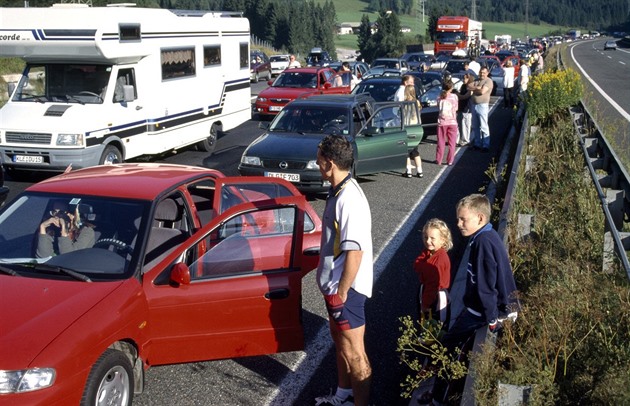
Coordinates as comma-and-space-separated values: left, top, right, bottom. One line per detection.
463, 223, 518, 323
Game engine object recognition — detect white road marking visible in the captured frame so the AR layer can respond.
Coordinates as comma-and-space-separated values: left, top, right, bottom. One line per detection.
570, 44, 630, 121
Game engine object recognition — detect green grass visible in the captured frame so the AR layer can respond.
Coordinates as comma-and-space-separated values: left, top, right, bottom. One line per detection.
317, 0, 570, 51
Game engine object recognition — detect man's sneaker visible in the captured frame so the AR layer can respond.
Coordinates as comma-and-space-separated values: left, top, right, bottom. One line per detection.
314, 391, 354, 405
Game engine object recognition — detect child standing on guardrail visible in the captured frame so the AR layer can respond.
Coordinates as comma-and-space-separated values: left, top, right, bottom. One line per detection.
418, 194, 519, 405
413, 218, 453, 324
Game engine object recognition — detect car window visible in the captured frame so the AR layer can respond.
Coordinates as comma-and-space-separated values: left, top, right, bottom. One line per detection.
188, 206, 298, 279
0, 193, 147, 278
274, 72, 317, 88
364, 105, 402, 132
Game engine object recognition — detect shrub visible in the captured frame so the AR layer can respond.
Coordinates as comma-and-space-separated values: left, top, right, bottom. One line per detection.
526, 68, 583, 126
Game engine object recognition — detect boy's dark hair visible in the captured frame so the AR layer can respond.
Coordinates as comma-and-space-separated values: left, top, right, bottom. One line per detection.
318, 135, 354, 171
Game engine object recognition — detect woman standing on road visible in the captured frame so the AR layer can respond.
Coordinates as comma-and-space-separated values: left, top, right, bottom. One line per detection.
402, 84, 424, 178
503, 59, 515, 108
436, 80, 459, 166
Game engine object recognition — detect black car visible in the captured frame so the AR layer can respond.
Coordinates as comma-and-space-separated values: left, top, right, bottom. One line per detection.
239, 94, 423, 193
352, 76, 439, 135
306, 47, 333, 67
400, 52, 437, 71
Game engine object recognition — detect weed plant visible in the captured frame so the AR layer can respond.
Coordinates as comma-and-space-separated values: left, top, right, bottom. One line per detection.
397, 57, 630, 404
472, 114, 630, 405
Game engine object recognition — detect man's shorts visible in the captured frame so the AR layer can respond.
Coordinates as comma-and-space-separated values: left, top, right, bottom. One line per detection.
324, 288, 367, 330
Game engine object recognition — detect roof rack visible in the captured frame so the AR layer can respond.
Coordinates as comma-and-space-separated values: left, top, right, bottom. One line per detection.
170, 9, 244, 18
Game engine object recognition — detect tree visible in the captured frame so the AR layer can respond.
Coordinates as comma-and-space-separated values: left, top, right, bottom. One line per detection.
370, 10, 405, 58
357, 14, 375, 62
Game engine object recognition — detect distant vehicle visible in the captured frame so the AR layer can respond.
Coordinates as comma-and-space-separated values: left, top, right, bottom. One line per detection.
434, 16, 483, 55
567, 29, 581, 40
400, 52, 437, 71
250, 50, 272, 82
371, 58, 409, 73
0, 162, 322, 406
306, 47, 333, 67
239, 94, 423, 193
328, 61, 370, 80
604, 40, 617, 50
352, 76, 440, 135
430, 51, 452, 70
495, 34, 512, 48
254, 67, 351, 118
269, 54, 291, 76
362, 66, 404, 79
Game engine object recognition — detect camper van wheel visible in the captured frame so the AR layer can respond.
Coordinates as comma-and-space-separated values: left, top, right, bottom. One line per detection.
197, 123, 219, 154
100, 146, 123, 165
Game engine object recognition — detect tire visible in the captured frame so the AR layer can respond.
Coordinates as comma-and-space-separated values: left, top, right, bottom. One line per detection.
251, 71, 259, 83
81, 349, 133, 406
99, 145, 123, 165
197, 122, 219, 154
266, 70, 272, 81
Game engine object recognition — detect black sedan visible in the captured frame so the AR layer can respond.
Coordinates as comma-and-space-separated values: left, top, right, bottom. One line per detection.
352, 76, 440, 135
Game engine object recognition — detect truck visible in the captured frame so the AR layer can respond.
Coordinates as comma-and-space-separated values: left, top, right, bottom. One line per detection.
0, 4, 252, 176
568, 29, 581, 40
495, 34, 512, 49
434, 16, 483, 56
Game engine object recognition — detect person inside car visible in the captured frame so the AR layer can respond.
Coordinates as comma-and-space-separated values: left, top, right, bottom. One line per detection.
36, 201, 96, 258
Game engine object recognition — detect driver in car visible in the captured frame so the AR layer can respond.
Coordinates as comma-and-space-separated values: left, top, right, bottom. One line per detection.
36, 201, 96, 258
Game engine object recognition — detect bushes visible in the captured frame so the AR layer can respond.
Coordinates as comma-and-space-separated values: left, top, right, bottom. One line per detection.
396, 53, 630, 404
526, 68, 583, 126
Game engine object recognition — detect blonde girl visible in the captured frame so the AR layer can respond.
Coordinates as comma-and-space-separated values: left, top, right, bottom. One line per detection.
412, 218, 453, 322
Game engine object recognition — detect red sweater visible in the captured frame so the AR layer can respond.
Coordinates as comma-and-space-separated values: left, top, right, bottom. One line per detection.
413, 248, 451, 309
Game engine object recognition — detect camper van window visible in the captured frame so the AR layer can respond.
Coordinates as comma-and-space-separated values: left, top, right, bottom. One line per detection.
119, 24, 141, 41
203, 45, 221, 67
13, 64, 110, 104
113, 69, 137, 103
161, 47, 196, 80
239, 43, 248, 69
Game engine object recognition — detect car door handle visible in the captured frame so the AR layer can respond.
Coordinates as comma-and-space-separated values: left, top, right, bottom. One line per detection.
265, 289, 290, 300
397, 140, 407, 145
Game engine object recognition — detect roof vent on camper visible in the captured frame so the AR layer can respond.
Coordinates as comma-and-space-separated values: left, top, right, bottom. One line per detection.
44, 105, 72, 117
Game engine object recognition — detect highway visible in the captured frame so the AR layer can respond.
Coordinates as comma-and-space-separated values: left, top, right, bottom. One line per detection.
2, 42, 626, 404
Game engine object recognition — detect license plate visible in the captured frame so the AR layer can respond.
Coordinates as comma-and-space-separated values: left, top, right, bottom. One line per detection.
269, 105, 283, 112
265, 171, 300, 182
14, 155, 44, 163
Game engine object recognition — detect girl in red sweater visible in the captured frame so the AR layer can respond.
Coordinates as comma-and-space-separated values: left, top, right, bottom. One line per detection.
413, 218, 453, 323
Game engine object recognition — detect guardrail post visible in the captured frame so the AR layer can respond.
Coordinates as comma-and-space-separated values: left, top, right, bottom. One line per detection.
606, 189, 624, 231
517, 214, 534, 241
497, 382, 532, 405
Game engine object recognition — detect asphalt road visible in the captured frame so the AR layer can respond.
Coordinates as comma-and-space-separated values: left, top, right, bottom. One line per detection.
3, 46, 626, 404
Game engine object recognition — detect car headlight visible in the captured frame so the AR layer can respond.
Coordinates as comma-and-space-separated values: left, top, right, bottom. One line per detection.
56, 133, 84, 146
240, 156, 262, 166
257, 97, 267, 103
305, 160, 319, 170
0, 368, 56, 393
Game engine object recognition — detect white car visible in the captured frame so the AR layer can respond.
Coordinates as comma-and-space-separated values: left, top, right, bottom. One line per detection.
604, 40, 617, 51
270, 54, 290, 76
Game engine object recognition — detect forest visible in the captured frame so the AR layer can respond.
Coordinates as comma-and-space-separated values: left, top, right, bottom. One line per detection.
1, 0, 628, 57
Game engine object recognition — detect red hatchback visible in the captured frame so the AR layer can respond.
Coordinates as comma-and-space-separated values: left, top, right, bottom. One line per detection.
0, 163, 321, 406
254, 67, 351, 117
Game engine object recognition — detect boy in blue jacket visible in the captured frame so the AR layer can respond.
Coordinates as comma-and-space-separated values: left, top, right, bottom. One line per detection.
419, 193, 518, 405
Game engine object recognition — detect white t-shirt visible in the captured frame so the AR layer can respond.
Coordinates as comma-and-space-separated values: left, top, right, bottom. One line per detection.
503, 66, 515, 88
316, 176, 373, 297
468, 60, 481, 75
394, 85, 405, 101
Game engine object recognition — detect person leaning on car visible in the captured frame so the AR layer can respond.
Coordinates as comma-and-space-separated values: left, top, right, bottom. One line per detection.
36, 201, 96, 258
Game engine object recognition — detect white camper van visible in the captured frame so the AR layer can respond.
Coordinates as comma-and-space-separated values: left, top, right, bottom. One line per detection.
0, 4, 251, 175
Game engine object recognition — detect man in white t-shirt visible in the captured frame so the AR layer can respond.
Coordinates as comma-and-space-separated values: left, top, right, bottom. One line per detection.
394, 74, 414, 101
468, 58, 481, 76
314, 135, 373, 406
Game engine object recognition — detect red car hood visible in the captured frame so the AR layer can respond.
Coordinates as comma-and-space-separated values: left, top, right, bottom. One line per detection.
258, 86, 318, 100
0, 276, 124, 367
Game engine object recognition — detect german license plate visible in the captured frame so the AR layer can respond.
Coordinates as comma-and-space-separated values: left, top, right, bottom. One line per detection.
269, 105, 283, 112
266, 172, 300, 182
14, 155, 44, 163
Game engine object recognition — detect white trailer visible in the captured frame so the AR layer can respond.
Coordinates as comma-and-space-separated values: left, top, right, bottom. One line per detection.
0, 4, 251, 174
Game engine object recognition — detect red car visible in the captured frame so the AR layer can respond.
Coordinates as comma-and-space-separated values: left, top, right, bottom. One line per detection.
254, 67, 351, 117
0, 163, 321, 406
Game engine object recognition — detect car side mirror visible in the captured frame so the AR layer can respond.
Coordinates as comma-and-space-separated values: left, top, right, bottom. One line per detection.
258, 121, 270, 130
170, 262, 191, 286
323, 82, 332, 89
361, 126, 382, 136
267, 79, 274, 86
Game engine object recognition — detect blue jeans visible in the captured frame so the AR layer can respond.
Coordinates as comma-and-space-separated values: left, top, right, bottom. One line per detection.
471, 103, 490, 149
